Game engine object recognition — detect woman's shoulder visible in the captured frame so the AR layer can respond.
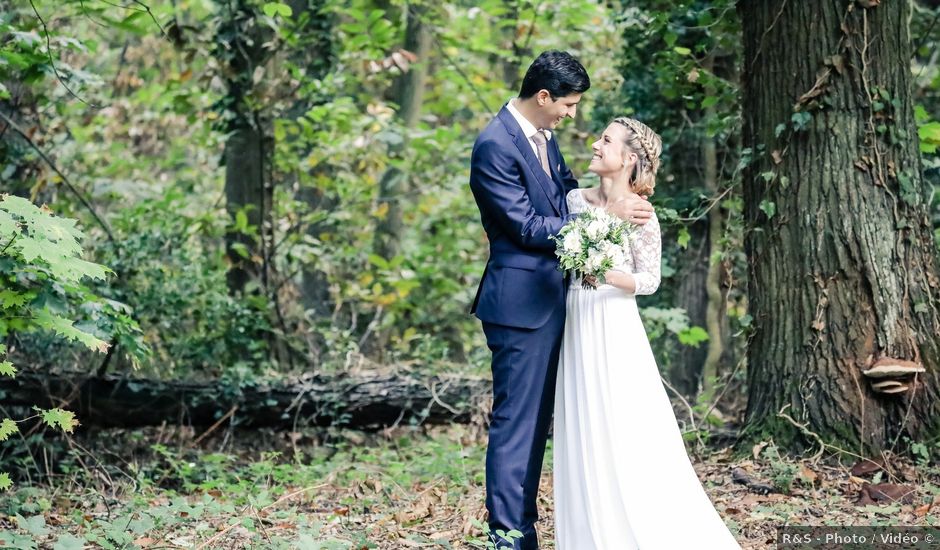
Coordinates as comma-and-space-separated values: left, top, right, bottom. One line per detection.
568, 187, 597, 204
567, 187, 591, 212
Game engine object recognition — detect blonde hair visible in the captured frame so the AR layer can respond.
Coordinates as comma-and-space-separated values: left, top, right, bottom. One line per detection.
611, 117, 662, 197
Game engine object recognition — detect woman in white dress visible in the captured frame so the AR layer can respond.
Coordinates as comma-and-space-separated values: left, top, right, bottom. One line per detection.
553, 117, 740, 549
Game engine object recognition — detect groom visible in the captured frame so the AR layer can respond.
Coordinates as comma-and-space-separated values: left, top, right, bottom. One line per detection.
468, 51, 652, 549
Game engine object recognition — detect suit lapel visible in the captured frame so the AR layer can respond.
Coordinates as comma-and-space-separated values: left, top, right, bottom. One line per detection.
497, 108, 561, 216
546, 136, 568, 216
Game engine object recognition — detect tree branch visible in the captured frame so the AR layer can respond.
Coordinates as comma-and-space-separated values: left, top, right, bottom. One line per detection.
0, 110, 115, 242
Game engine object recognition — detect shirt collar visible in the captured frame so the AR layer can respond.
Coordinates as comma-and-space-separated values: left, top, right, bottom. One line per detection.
507, 98, 552, 141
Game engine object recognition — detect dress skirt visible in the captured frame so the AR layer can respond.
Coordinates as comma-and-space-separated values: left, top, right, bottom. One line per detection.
553, 285, 741, 549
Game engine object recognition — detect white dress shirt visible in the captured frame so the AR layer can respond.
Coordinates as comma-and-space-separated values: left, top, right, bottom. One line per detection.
506, 98, 552, 158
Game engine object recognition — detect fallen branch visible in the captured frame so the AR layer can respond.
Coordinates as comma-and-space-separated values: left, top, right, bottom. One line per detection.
0, 369, 491, 430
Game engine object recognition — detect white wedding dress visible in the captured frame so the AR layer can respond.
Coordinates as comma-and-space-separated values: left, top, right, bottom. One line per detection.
553, 189, 740, 549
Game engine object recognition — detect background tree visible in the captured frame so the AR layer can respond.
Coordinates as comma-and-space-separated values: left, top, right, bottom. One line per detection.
739, 0, 940, 452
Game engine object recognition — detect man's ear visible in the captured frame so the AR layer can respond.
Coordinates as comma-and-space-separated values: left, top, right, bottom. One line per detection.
536, 89, 552, 106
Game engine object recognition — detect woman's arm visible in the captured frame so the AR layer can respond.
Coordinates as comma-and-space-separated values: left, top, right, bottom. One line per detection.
603, 213, 661, 295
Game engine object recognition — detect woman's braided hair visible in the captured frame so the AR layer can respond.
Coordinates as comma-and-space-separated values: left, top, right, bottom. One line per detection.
611, 117, 662, 197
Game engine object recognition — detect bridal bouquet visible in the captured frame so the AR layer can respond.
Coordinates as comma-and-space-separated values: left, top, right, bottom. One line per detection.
551, 209, 635, 289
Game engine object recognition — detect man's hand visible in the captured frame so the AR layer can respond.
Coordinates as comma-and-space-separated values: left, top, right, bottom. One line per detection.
607, 195, 653, 225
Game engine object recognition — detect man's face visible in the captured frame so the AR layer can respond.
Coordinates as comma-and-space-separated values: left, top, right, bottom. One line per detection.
538, 91, 582, 130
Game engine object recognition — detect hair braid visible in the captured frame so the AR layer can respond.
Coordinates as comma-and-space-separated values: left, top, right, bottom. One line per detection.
611, 117, 662, 196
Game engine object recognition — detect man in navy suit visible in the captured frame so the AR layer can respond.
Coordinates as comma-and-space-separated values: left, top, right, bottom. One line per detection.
469, 51, 653, 549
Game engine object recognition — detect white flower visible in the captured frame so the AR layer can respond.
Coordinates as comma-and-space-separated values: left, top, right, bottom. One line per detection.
562, 231, 583, 254
600, 241, 625, 267
585, 219, 608, 241
584, 248, 604, 273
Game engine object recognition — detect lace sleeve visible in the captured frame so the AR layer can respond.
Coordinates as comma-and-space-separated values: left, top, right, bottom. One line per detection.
566, 189, 585, 214
630, 212, 661, 296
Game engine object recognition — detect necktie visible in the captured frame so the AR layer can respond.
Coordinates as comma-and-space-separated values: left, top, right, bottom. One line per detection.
531, 130, 551, 178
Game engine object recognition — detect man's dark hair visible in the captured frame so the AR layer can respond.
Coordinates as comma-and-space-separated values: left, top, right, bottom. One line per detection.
518, 50, 591, 100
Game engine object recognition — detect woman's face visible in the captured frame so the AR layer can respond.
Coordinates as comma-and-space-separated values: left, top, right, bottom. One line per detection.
588, 123, 637, 177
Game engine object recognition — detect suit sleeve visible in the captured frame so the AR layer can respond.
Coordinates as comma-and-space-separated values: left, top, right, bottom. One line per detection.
470, 139, 572, 251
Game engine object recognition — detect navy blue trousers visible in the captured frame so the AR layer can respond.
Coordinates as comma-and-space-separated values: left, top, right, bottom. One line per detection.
482, 303, 566, 550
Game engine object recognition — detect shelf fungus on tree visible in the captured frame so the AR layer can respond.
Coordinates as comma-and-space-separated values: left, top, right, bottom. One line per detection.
862, 358, 925, 394
869, 380, 910, 394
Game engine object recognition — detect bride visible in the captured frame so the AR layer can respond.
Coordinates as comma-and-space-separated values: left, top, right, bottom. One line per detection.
553, 117, 741, 549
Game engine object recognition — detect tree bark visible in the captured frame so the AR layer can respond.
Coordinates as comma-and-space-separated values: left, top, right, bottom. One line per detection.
739, 0, 940, 453
373, 3, 431, 260
702, 101, 726, 394
216, 0, 275, 294
1, 370, 490, 429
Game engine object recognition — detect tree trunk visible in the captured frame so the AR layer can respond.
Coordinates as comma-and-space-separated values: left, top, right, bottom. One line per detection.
216, 0, 274, 294
671, 230, 709, 397
373, 4, 431, 260
701, 101, 726, 395
285, 0, 337, 327
739, 0, 940, 453
668, 136, 710, 398
1, 370, 489, 429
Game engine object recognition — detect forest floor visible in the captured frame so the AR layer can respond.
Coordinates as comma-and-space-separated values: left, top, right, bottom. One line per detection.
0, 421, 938, 549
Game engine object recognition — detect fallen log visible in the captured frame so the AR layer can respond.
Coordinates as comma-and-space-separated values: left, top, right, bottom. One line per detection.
0, 369, 492, 430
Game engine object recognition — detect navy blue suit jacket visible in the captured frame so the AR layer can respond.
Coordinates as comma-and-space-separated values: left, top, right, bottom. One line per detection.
469, 105, 579, 329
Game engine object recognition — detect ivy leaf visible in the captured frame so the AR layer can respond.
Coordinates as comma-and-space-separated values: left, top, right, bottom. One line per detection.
40, 408, 79, 433
677, 226, 691, 249
759, 200, 776, 219
262, 2, 293, 17
0, 472, 10, 491
0, 361, 16, 377
0, 418, 17, 441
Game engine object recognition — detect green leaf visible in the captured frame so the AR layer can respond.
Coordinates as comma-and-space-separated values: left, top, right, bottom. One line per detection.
53, 535, 86, 550
40, 408, 79, 433
0, 418, 17, 441
759, 200, 776, 219
673, 46, 691, 56
15, 514, 49, 537
918, 122, 940, 142
678, 326, 709, 347
700, 96, 718, 109
791, 111, 812, 130
677, 226, 690, 249
262, 2, 293, 17
0, 289, 29, 309
368, 254, 390, 270
0, 210, 17, 237
0, 361, 15, 377
34, 309, 110, 352
0, 472, 10, 491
